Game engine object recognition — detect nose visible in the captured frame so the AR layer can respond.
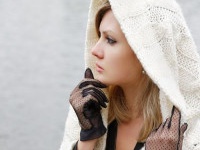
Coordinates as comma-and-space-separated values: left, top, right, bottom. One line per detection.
91, 41, 104, 59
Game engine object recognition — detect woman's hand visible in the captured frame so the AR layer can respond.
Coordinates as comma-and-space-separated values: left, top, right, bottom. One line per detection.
145, 106, 188, 150
69, 68, 108, 141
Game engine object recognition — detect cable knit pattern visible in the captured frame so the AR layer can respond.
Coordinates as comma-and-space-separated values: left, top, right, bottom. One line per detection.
60, 0, 200, 149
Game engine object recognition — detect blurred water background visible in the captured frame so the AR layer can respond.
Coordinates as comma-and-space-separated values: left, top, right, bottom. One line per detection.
0, 0, 199, 150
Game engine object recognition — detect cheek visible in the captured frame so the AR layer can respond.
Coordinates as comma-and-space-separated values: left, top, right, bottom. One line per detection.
105, 56, 133, 79
96, 58, 125, 85
110, 53, 143, 81
98, 45, 143, 85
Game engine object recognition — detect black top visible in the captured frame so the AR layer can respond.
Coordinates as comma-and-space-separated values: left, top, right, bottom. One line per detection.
106, 120, 144, 150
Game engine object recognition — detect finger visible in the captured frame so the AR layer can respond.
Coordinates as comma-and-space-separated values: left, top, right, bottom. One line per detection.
84, 91, 107, 108
84, 68, 94, 79
82, 87, 108, 103
180, 123, 188, 135
163, 118, 170, 128
82, 87, 108, 107
168, 106, 181, 129
79, 80, 107, 89
178, 123, 188, 150
148, 123, 161, 136
155, 120, 167, 134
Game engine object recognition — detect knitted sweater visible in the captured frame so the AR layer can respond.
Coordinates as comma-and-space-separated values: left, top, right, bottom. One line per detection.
60, 0, 200, 149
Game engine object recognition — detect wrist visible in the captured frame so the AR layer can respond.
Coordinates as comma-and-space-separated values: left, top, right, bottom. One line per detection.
77, 139, 98, 150
80, 125, 106, 141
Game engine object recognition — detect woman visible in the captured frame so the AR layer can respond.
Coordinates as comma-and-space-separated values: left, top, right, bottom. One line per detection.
60, 0, 200, 149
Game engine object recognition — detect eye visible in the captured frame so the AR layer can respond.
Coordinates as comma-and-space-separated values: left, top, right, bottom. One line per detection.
106, 36, 116, 45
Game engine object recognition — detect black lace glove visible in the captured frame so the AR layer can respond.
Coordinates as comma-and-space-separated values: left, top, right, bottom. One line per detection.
145, 106, 188, 150
69, 68, 108, 141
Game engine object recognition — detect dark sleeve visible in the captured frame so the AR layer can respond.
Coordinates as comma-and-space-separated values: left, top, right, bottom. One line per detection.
134, 142, 144, 150
106, 120, 144, 150
73, 141, 78, 150
105, 120, 118, 150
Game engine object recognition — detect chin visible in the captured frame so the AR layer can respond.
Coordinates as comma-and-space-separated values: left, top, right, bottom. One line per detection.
95, 75, 109, 85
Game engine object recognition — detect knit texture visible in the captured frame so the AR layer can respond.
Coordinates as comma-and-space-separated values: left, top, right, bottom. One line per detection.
60, 0, 200, 149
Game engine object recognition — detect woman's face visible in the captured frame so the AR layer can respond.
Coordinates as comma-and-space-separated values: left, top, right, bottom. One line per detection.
91, 10, 143, 88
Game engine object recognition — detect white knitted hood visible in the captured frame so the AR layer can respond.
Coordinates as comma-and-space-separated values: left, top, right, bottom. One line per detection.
85, 0, 200, 149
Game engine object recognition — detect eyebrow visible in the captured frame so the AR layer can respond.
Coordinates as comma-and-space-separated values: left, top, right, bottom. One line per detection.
101, 30, 115, 35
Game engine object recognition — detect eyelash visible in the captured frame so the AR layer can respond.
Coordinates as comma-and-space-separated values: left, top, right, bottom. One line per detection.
106, 37, 116, 45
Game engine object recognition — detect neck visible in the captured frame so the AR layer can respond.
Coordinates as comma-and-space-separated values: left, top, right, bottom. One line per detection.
120, 77, 147, 119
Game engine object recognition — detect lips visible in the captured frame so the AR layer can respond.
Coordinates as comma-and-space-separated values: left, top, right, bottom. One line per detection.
96, 63, 104, 73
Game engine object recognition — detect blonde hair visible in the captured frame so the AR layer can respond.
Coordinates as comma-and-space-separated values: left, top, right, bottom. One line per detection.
95, 1, 162, 142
